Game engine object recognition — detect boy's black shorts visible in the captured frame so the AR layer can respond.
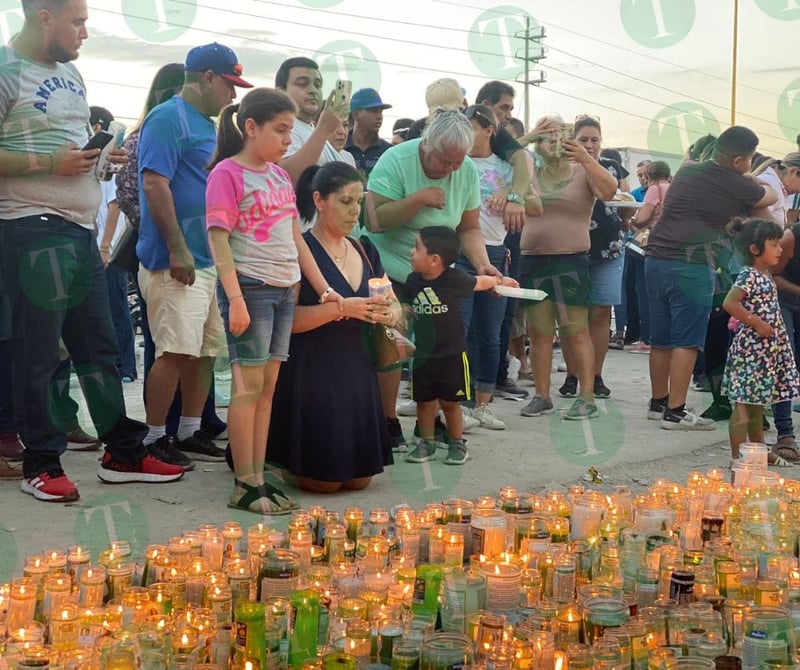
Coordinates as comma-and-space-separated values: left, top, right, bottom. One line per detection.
411, 353, 472, 403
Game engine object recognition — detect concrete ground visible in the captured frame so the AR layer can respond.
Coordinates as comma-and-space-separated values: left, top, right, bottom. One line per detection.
0, 347, 758, 580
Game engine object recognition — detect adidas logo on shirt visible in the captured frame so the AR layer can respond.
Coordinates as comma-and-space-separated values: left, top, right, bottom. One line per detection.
413, 287, 449, 315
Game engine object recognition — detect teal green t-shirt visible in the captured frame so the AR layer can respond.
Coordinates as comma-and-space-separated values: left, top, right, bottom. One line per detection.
364, 139, 480, 282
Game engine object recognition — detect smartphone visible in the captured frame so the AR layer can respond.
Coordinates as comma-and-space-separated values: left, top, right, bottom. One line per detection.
335, 79, 352, 108
82, 130, 113, 152
553, 122, 574, 158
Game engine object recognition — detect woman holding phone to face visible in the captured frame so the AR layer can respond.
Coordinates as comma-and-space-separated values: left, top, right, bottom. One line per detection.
518, 116, 617, 421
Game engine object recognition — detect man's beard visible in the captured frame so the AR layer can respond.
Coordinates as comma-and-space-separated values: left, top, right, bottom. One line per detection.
48, 42, 77, 63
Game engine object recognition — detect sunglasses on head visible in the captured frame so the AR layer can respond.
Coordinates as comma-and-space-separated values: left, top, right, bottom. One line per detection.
575, 114, 601, 124
464, 106, 496, 129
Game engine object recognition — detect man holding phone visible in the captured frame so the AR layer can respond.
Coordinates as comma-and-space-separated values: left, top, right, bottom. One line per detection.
0, 0, 185, 502
275, 56, 350, 193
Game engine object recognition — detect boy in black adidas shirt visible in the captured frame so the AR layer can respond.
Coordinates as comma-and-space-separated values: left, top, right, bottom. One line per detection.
399, 227, 516, 465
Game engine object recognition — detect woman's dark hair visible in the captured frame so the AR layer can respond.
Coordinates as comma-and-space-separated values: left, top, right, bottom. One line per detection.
133, 63, 185, 132
726, 217, 783, 264
419, 226, 459, 267
295, 162, 365, 221
647, 160, 671, 182
600, 148, 622, 165
209, 88, 296, 170
687, 134, 716, 161
574, 115, 601, 136
464, 104, 496, 132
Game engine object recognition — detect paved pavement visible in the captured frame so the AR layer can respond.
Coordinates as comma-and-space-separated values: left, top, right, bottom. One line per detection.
0, 347, 758, 580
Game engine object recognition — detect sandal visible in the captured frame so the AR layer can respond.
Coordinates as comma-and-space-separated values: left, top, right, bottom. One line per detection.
767, 452, 793, 467
259, 481, 299, 514
228, 479, 274, 514
772, 440, 800, 463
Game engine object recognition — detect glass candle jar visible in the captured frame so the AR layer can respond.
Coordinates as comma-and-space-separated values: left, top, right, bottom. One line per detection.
258, 549, 301, 600
420, 632, 475, 670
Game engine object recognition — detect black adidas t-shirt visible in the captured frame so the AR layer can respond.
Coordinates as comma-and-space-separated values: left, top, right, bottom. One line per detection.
401, 268, 476, 359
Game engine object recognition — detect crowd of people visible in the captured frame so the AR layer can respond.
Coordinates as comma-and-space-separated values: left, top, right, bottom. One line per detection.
1, 0, 800, 512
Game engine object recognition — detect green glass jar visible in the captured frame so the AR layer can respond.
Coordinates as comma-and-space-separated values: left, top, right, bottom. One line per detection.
583, 598, 630, 646
289, 589, 320, 669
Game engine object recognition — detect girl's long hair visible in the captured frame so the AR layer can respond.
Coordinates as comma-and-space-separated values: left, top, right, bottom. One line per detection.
208, 88, 297, 170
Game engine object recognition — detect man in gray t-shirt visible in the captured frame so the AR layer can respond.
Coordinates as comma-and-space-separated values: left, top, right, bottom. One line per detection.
0, 0, 184, 503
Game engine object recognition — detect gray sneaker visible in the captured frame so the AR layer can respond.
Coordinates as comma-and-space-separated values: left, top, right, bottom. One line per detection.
564, 398, 599, 420
520, 395, 554, 417
406, 439, 437, 463
444, 439, 468, 465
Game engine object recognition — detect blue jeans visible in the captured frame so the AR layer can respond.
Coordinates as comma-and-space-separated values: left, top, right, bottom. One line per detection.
0, 215, 147, 475
105, 264, 137, 379
457, 246, 508, 394
629, 252, 650, 344
774, 294, 800, 439
496, 232, 520, 385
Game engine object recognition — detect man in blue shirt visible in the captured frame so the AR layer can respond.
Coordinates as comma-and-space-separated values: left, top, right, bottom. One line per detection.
137, 42, 252, 468
345, 88, 392, 178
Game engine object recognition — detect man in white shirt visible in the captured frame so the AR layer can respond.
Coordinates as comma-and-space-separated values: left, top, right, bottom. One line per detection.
275, 57, 348, 185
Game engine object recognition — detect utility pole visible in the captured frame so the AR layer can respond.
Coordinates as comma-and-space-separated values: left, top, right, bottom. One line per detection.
730, 0, 739, 125
516, 17, 547, 131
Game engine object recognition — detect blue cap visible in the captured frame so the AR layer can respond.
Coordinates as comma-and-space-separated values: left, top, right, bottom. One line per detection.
185, 42, 253, 88
350, 88, 392, 112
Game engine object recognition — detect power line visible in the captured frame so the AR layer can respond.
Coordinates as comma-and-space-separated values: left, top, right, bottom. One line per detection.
87, 6, 791, 155
431, 0, 782, 100
209, 0, 787, 132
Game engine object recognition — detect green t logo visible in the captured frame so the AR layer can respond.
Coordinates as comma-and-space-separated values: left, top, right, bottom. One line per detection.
755, 0, 800, 20
468, 5, 538, 79
0, 1, 23, 46
620, 0, 695, 48
314, 40, 382, 91
777, 77, 800, 142
647, 102, 721, 156
74, 494, 150, 560
122, 0, 197, 43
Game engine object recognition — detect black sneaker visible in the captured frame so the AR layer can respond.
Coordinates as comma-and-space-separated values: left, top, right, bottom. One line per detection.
593, 375, 611, 398
647, 397, 668, 421
413, 416, 447, 444
700, 402, 732, 421
387, 417, 408, 453
179, 430, 227, 462
559, 375, 578, 398
493, 379, 530, 399
147, 435, 195, 470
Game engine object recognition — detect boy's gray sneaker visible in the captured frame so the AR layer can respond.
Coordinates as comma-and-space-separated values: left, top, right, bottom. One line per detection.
564, 398, 599, 420
520, 395, 555, 417
444, 439, 468, 465
406, 439, 437, 463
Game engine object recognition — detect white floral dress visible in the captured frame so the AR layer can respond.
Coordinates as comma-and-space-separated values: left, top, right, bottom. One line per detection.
722, 266, 800, 405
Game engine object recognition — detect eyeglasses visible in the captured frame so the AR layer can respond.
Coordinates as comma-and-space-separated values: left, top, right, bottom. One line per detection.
464, 106, 496, 129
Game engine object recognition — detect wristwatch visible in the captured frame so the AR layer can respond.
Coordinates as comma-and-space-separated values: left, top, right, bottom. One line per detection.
506, 192, 524, 205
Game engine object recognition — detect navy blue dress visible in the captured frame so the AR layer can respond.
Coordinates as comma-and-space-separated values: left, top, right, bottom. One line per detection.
267, 234, 393, 482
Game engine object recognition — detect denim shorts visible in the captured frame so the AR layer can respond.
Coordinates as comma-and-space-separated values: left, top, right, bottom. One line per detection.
218, 276, 295, 365
519, 252, 591, 308
589, 253, 624, 306
645, 256, 714, 349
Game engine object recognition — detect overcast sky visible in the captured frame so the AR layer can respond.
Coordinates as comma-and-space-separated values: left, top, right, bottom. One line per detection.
5, 0, 795, 159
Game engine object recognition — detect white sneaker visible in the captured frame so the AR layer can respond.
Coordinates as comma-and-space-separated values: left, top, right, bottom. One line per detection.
556, 358, 567, 372
461, 408, 480, 432
472, 404, 506, 430
661, 409, 715, 431
397, 400, 417, 417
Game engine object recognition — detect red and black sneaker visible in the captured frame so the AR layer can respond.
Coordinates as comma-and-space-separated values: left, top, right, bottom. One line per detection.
97, 452, 184, 484
21, 468, 80, 502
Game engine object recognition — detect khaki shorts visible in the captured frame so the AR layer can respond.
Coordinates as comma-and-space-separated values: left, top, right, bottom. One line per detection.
138, 266, 226, 359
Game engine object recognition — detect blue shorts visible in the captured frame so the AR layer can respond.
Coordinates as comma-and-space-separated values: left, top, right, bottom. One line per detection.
645, 257, 714, 350
589, 253, 624, 306
218, 276, 295, 365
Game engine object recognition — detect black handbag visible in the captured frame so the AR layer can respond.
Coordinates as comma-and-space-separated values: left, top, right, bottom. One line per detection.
109, 223, 139, 274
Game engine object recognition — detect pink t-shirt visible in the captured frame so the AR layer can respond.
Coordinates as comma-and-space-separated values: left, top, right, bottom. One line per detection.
206, 158, 300, 286
644, 182, 670, 227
